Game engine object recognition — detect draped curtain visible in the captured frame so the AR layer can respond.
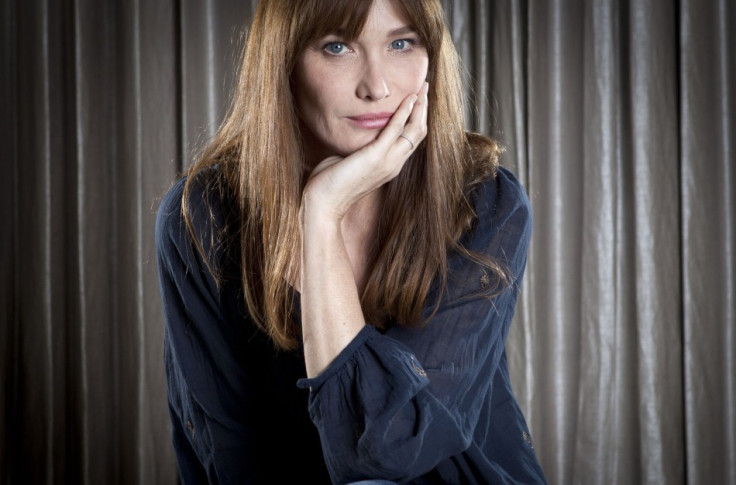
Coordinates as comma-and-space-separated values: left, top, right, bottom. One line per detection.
3, 0, 734, 484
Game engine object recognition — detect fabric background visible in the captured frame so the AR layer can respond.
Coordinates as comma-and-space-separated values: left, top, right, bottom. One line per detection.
2, 0, 734, 483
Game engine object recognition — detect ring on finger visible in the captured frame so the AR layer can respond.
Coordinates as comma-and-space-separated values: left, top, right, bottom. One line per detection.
398, 134, 415, 149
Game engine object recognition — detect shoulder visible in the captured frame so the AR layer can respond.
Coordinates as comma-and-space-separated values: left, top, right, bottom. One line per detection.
155, 176, 188, 258
472, 165, 532, 235
155, 167, 236, 270
455, 165, 532, 286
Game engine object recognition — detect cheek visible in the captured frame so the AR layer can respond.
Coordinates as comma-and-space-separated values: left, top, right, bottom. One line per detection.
297, 89, 337, 137
397, 57, 429, 92
295, 67, 340, 122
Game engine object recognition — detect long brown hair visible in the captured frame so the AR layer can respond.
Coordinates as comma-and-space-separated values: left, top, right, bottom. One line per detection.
183, 0, 504, 350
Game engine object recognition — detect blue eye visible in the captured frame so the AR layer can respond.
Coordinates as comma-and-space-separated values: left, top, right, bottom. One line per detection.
391, 39, 412, 50
324, 42, 347, 55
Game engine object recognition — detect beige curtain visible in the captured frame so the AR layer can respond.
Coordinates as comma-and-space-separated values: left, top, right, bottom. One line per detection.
3, 0, 734, 484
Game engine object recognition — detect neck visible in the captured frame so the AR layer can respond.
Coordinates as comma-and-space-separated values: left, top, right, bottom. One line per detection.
341, 188, 383, 246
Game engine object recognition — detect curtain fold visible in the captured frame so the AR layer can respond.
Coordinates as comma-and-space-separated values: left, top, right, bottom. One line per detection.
2, 0, 18, 482
4, 0, 734, 484
576, 1, 624, 482
680, 0, 736, 483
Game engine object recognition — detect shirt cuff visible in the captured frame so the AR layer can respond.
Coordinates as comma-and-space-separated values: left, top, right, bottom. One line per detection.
296, 325, 378, 392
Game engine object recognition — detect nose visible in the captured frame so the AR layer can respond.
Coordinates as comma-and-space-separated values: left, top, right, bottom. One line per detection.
356, 56, 390, 100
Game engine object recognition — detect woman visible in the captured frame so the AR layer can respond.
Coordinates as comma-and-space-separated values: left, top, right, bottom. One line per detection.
155, 0, 547, 483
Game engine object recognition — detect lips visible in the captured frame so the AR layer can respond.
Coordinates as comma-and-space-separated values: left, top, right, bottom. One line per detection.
347, 112, 394, 130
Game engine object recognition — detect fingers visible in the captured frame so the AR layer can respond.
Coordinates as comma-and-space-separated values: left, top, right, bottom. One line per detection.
374, 90, 418, 148
402, 81, 429, 147
382, 82, 429, 156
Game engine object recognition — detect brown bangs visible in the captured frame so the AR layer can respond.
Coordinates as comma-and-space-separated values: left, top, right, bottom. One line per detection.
291, 0, 373, 57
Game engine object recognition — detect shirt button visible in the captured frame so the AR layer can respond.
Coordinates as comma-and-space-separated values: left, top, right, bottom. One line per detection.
480, 271, 490, 289
410, 358, 427, 378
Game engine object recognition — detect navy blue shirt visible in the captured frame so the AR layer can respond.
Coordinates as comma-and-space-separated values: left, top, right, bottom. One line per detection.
155, 166, 547, 484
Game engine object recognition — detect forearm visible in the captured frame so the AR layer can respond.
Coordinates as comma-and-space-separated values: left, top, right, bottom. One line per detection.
300, 197, 366, 378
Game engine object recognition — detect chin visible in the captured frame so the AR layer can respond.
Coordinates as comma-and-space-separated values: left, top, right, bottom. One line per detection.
348, 134, 380, 152
319, 132, 380, 158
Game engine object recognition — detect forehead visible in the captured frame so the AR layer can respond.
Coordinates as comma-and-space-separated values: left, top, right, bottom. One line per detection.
362, 0, 411, 33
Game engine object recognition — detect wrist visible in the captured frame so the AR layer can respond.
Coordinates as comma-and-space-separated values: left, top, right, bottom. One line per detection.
301, 190, 345, 230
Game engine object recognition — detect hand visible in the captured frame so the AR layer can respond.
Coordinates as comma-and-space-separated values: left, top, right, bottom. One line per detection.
302, 82, 429, 220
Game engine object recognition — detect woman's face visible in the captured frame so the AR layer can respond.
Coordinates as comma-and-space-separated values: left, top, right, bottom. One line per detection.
293, 0, 429, 164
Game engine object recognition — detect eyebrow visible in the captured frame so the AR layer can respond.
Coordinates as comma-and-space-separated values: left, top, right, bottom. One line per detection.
387, 26, 416, 36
